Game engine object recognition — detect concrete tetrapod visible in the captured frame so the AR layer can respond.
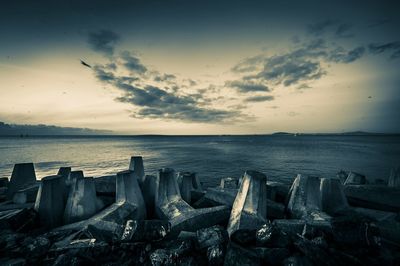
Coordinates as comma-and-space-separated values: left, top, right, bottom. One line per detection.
388, 166, 400, 188
155, 168, 230, 234
142, 175, 157, 218
7, 163, 37, 199
178, 172, 202, 204
320, 178, 349, 215
129, 156, 145, 185
227, 170, 267, 237
344, 172, 367, 185
287, 175, 322, 219
34, 175, 67, 228
67, 170, 84, 186
57, 167, 71, 180
64, 177, 98, 224
53, 170, 147, 236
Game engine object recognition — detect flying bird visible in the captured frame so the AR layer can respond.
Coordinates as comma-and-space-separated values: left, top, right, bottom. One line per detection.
80, 59, 92, 68
368, 96, 372, 99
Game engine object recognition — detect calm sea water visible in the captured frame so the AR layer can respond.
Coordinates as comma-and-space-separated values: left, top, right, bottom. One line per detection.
0, 135, 399, 187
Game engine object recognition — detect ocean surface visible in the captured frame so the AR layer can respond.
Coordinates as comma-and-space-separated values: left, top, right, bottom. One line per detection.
0, 135, 399, 187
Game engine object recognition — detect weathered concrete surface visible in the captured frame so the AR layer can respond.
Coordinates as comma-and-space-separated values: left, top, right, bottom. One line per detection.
227, 170, 267, 237
178, 172, 202, 204
224, 242, 261, 266
344, 185, 400, 212
353, 207, 397, 222
266, 181, 291, 203
344, 172, 367, 185
193, 187, 237, 208
7, 163, 37, 200
220, 177, 239, 189
121, 219, 171, 242
94, 175, 116, 196
0, 177, 9, 187
57, 167, 71, 180
0, 202, 34, 211
0, 208, 37, 232
67, 170, 84, 186
155, 168, 230, 234
64, 177, 98, 224
142, 175, 157, 218
34, 175, 67, 228
320, 178, 349, 215
12, 185, 39, 204
129, 156, 145, 185
116, 170, 146, 219
287, 175, 322, 219
388, 166, 400, 188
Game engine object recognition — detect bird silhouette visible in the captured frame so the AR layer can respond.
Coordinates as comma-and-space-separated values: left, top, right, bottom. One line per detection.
80, 59, 92, 68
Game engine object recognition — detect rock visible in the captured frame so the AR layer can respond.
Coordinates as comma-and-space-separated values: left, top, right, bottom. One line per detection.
227, 170, 267, 237
155, 168, 230, 234
293, 236, 337, 266
320, 178, 349, 215
344, 185, 400, 212
177, 231, 197, 241
282, 256, 316, 266
0, 258, 26, 266
207, 244, 225, 265
21, 236, 50, 258
256, 222, 291, 248
353, 207, 397, 222
220, 177, 239, 189
344, 172, 367, 185
50, 238, 110, 258
121, 219, 171, 242
34, 175, 67, 228
388, 166, 400, 188
150, 248, 175, 266
0, 208, 37, 232
150, 239, 194, 265
376, 220, 400, 245
266, 181, 291, 203
63, 177, 98, 224
0, 203, 35, 211
287, 175, 322, 219
129, 156, 145, 185
223, 242, 260, 266
94, 175, 116, 196
253, 247, 290, 266
7, 163, 36, 200
178, 172, 202, 204
12, 185, 39, 204
195, 225, 228, 250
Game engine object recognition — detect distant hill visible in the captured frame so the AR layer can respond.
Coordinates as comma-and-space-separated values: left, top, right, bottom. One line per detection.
0, 122, 112, 136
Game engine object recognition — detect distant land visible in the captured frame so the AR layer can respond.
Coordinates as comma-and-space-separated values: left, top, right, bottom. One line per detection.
0, 121, 398, 137
0, 122, 112, 136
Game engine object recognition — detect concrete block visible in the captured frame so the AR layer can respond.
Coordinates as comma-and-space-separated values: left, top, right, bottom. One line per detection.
227, 170, 267, 237
155, 168, 230, 234
142, 174, 157, 218
220, 177, 239, 189
178, 172, 202, 204
34, 175, 67, 228
94, 175, 116, 196
0, 177, 9, 188
266, 181, 291, 203
287, 175, 322, 219
116, 170, 146, 219
320, 178, 349, 215
129, 156, 145, 185
57, 167, 71, 180
64, 177, 98, 224
388, 166, 400, 188
7, 163, 36, 199
67, 170, 84, 185
12, 185, 39, 204
192, 188, 237, 208
344, 172, 367, 185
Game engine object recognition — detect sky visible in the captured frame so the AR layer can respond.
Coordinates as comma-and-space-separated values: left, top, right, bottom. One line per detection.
0, 0, 399, 134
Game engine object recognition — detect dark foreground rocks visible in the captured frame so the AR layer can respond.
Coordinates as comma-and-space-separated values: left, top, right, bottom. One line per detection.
0, 159, 399, 265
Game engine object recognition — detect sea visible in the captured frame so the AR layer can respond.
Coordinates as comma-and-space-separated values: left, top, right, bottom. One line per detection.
0, 135, 399, 187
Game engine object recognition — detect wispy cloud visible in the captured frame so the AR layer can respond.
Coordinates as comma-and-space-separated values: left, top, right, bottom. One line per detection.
87, 30, 120, 56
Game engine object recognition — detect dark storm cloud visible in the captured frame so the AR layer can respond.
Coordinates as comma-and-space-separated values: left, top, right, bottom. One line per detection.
225, 80, 270, 93
328, 46, 365, 63
368, 42, 400, 59
87, 30, 120, 56
245, 95, 274, 102
114, 82, 244, 123
120, 51, 147, 74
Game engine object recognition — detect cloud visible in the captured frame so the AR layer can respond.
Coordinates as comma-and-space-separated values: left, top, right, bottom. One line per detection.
154, 73, 176, 82
368, 42, 400, 59
245, 95, 274, 102
87, 30, 120, 56
307, 20, 337, 36
120, 51, 147, 74
93, 65, 116, 83
225, 80, 270, 93
328, 46, 365, 63
231, 55, 266, 73
335, 23, 354, 38
367, 19, 391, 28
